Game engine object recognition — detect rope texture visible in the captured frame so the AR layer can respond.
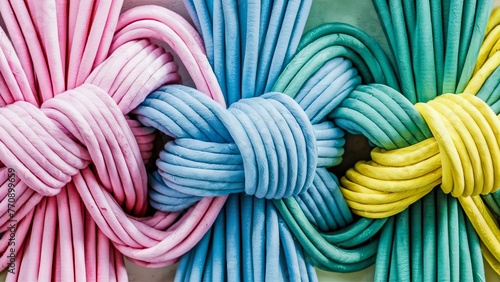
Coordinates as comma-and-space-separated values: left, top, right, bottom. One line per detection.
139, 0, 500, 280
2, 0, 500, 281
0, 1, 231, 280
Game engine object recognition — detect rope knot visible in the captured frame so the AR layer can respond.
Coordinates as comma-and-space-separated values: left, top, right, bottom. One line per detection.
416, 93, 500, 197
337, 87, 500, 218
0, 83, 146, 213
136, 85, 347, 211
227, 92, 317, 199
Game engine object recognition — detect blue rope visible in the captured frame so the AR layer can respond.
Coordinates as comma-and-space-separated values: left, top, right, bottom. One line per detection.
135, 84, 355, 207
133, 0, 379, 279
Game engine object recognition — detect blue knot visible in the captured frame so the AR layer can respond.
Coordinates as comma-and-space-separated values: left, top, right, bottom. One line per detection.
134, 85, 345, 211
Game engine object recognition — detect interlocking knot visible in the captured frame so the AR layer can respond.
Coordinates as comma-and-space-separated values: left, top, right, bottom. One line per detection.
337, 87, 500, 218
0, 84, 147, 213
417, 94, 500, 197
135, 85, 347, 211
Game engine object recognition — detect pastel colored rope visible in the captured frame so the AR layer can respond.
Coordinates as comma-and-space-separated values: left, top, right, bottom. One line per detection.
128, 0, 499, 281
329, 2, 499, 279
167, 1, 500, 280
266, 24, 396, 273
177, 2, 319, 281
163, 1, 484, 278
331, 86, 487, 280
134, 66, 358, 278
239, 1, 496, 279
357, 2, 492, 281
137, 86, 333, 202
273, 23, 480, 279
134, 0, 378, 280
0, 1, 228, 280
334, 90, 500, 216
169, 1, 500, 279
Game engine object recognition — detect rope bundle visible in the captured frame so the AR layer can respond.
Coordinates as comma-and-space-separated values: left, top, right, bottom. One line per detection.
0, 0, 231, 280
1, 0, 500, 281
135, 72, 355, 205
135, 0, 354, 280
137, 88, 323, 202
332, 2, 500, 280
135, 0, 500, 281
330, 1, 500, 280
336, 91, 500, 216
134, 8, 370, 280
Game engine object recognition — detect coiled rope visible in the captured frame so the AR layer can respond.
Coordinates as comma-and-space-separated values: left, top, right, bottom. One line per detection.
0, 1, 228, 280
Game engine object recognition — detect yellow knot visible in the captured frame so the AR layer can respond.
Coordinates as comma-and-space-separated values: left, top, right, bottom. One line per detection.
340, 93, 500, 218
340, 8, 500, 274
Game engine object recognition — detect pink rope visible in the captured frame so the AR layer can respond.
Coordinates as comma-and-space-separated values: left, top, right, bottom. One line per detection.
0, 0, 226, 280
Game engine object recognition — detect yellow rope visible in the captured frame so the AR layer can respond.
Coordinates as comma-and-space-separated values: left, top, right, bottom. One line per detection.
339, 10, 500, 272
340, 93, 500, 217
